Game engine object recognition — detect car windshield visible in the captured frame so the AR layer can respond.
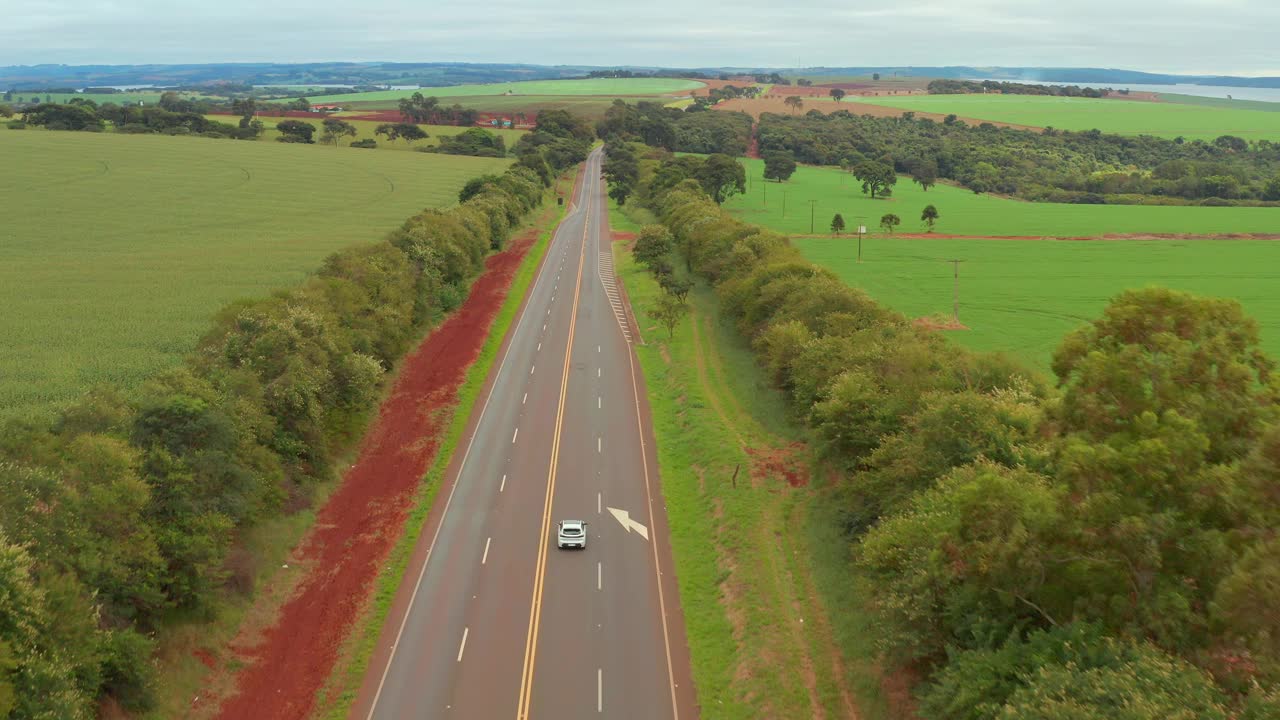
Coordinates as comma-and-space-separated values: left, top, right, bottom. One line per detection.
562, 525, 581, 533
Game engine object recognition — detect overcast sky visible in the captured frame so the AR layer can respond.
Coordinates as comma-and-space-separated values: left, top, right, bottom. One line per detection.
3, 0, 1277, 75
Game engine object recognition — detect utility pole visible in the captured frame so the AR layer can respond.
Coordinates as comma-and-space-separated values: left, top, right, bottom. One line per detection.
809, 199, 816, 234
947, 259, 965, 324
855, 216, 866, 263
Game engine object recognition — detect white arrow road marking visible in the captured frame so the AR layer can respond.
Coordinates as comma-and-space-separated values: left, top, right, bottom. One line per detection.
606, 507, 649, 540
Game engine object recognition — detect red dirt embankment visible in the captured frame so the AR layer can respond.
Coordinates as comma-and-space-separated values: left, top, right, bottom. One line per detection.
210, 216, 556, 719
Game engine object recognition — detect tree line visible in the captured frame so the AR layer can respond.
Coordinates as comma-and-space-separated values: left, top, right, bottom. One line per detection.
615, 144, 1280, 718
0, 112, 590, 717
756, 110, 1280, 205
927, 79, 1109, 97
596, 98, 753, 156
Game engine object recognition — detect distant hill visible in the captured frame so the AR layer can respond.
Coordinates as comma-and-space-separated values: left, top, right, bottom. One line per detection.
0, 62, 594, 89
3, 62, 1278, 90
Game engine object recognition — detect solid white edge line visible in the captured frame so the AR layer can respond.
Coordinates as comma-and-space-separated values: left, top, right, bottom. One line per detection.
457, 627, 469, 663
364, 159, 577, 719
482, 537, 491, 565
617, 192, 682, 719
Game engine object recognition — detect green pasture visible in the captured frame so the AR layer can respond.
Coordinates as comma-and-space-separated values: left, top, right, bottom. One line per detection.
851, 93, 1280, 140
0, 130, 509, 419
5, 90, 210, 106
300, 77, 705, 105
793, 235, 1280, 370
201, 115, 526, 150
724, 159, 1280, 237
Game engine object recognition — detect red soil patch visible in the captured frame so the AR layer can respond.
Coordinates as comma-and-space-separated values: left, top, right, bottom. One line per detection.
914, 317, 970, 332
746, 443, 809, 487
211, 221, 551, 720
193, 648, 217, 670
612, 231, 637, 244
687, 78, 758, 97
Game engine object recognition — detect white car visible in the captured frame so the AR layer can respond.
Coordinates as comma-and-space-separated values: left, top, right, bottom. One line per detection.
557, 520, 587, 549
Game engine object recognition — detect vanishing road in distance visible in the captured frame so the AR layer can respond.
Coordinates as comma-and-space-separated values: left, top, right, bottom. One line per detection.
352, 148, 698, 719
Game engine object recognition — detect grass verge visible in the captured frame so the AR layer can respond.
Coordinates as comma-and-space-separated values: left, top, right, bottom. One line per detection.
315, 183, 568, 718
617, 230, 879, 718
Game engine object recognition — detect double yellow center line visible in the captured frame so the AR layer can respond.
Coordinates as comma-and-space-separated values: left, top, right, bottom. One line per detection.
515, 198, 590, 719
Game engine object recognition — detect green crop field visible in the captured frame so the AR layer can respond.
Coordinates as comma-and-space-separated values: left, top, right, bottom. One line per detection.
0, 130, 510, 419
724, 159, 1280, 237
5, 90, 211, 106
300, 77, 705, 105
852, 94, 1280, 140
201, 115, 526, 150
793, 236, 1280, 370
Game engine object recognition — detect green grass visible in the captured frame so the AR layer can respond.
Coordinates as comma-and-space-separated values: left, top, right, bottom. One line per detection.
793, 235, 1280, 369
852, 93, 1280, 140
299, 78, 705, 105
202, 115, 527, 150
725, 159, 1280, 237
319, 186, 568, 719
0, 130, 510, 419
1156, 93, 1280, 113
617, 209, 885, 718
5, 90, 211, 106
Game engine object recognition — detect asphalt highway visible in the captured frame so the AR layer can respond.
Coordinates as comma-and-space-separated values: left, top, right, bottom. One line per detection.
352, 149, 697, 719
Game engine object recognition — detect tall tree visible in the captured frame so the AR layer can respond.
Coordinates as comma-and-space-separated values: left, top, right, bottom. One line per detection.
879, 213, 900, 235
275, 119, 316, 143
921, 204, 939, 231
783, 95, 804, 114
375, 122, 428, 144
830, 213, 846, 234
829, 88, 846, 102
320, 118, 357, 145
912, 158, 938, 191
649, 293, 689, 339
603, 140, 640, 205
852, 160, 896, 199
695, 154, 747, 205
762, 150, 797, 182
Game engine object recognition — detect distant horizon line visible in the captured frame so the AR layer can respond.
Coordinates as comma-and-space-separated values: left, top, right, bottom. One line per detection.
1, 61, 1279, 79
